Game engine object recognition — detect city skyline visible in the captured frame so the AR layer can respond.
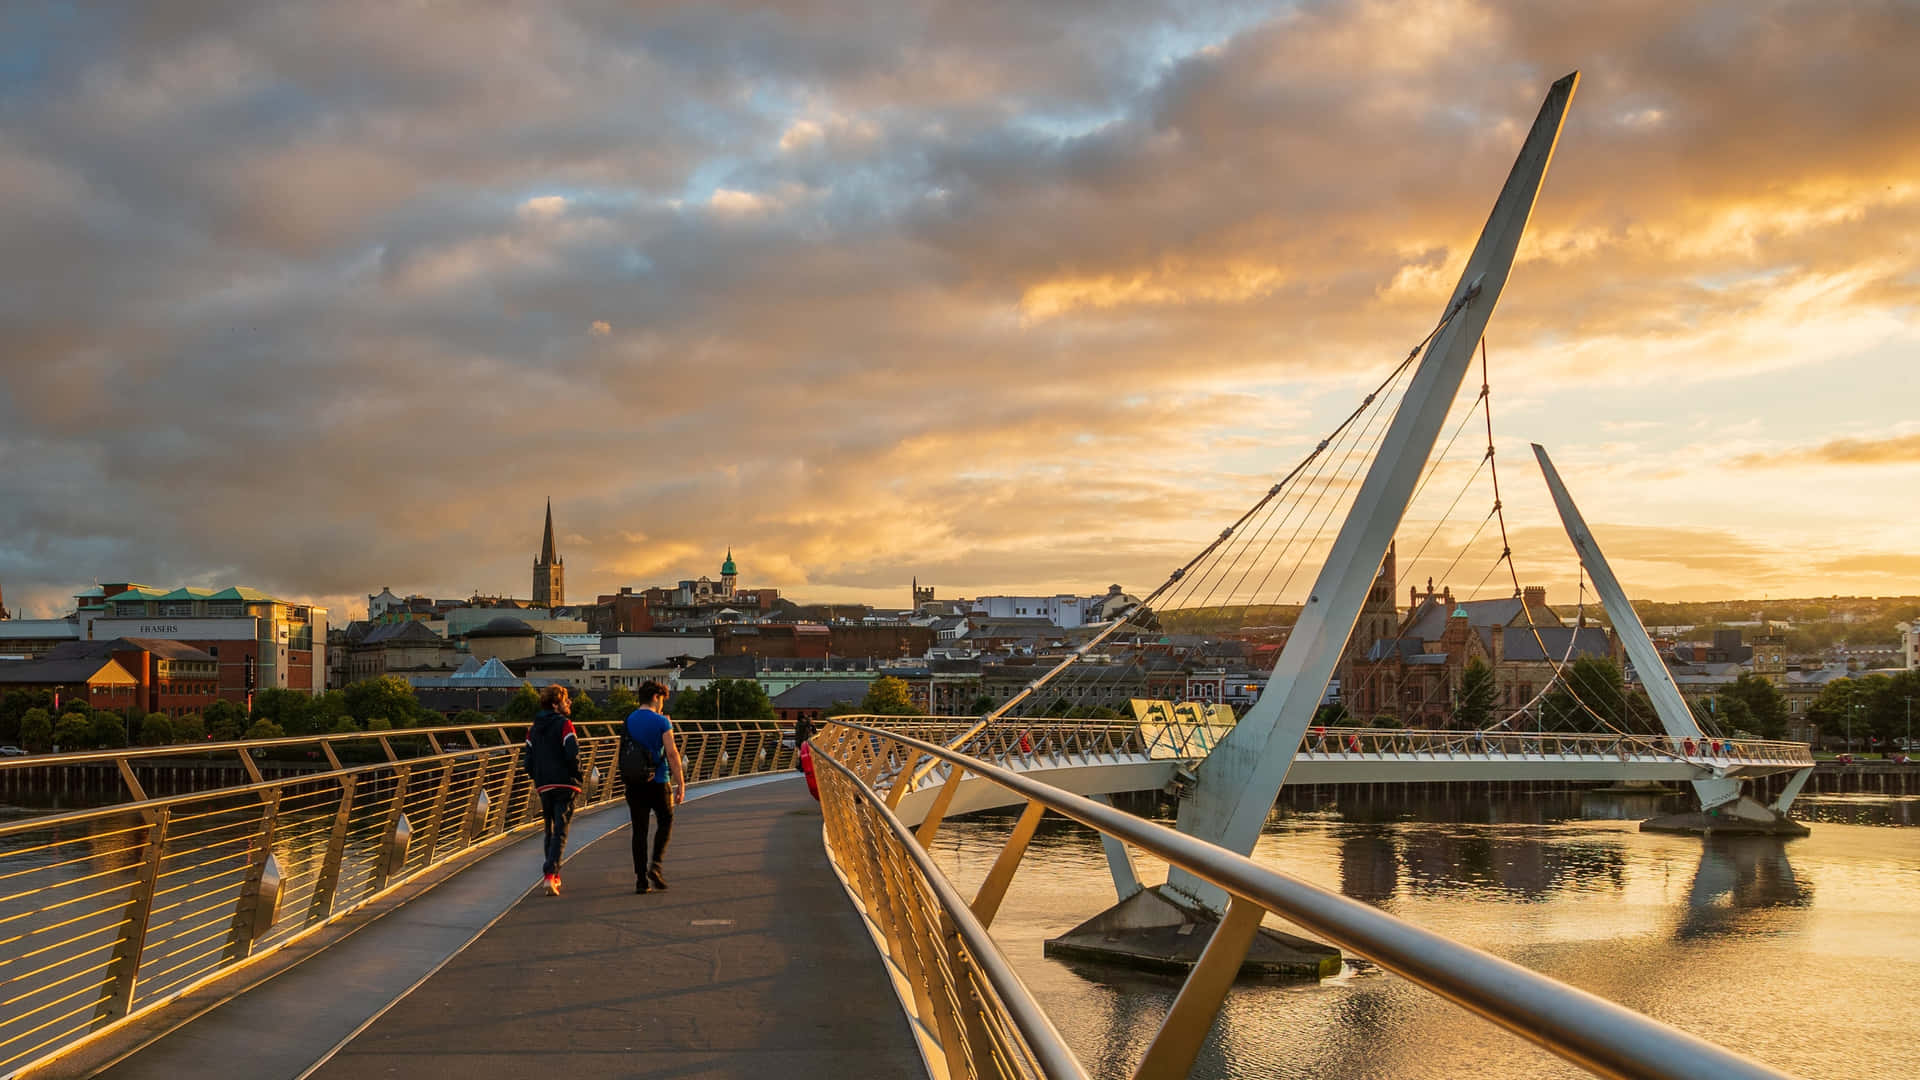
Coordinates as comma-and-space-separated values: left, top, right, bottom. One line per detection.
2, 2, 1915, 621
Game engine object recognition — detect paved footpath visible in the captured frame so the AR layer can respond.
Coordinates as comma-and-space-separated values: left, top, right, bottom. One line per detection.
307, 778, 923, 1080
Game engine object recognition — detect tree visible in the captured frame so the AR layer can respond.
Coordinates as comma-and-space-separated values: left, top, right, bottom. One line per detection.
252, 688, 316, 735
969, 694, 997, 716
138, 713, 174, 746
860, 676, 921, 717
311, 690, 350, 730
500, 685, 540, 725
1710, 694, 1754, 735
1541, 657, 1626, 732
1, 689, 52, 744
331, 716, 362, 734
173, 713, 206, 743
246, 719, 285, 740
1455, 658, 1496, 730
1716, 672, 1788, 739
53, 712, 92, 751
1807, 678, 1868, 750
604, 685, 640, 720
452, 709, 490, 728
366, 717, 393, 732
20, 708, 53, 752
343, 676, 423, 730
712, 679, 775, 720
90, 710, 129, 749
1314, 703, 1354, 727
570, 695, 603, 725
204, 700, 248, 741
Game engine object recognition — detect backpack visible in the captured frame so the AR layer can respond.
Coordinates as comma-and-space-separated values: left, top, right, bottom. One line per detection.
619, 717, 659, 784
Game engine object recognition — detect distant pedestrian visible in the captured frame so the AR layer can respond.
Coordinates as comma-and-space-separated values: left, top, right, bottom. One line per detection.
622, 680, 686, 894
521, 684, 582, 896
793, 716, 816, 771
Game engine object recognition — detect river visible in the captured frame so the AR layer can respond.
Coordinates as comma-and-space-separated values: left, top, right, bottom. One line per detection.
929, 789, 1920, 1079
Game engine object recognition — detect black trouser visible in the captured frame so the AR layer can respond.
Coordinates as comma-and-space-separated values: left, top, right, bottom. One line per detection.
625, 781, 674, 877
539, 789, 575, 876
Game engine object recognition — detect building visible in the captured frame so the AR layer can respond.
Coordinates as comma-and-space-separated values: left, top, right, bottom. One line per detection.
1901, 621, 1919, 670
596, 631, 715, 671
771, 681, 865, 729
1336, 552, 1619, 725
0, 653, 141, 714
968, 585, 1140, 630
79, 585, 328, 701
584, 588, 656, 634
534, 499, 564, 609
347, 621, 460, 683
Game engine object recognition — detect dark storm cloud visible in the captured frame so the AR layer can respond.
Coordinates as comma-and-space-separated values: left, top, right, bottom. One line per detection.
1, 0, 1914, 618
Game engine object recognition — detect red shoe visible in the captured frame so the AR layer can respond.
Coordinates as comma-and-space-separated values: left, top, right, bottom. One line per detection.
543, 874, 561, 896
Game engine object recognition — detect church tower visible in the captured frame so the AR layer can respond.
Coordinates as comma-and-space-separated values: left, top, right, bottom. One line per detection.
534, 499, 564, 610
720, 548, 738, 598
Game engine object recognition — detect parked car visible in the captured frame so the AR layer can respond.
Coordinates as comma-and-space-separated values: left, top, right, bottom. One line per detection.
0, 745, 28, 757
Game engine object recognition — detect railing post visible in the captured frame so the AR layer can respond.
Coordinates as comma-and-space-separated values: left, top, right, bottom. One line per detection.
371, 764, 412, 892
92, 807, 170, 1028
914, 763, 968, 848
943, 909, 1000, 1075
1132, 897, 1265, 1080
308, 775, 357, 922
971, 799, 1047, 929
420, 758, 456, 862
222, 788, 284, 962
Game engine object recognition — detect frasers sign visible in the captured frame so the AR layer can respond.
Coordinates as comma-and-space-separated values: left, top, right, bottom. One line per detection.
91, 618, 262, 642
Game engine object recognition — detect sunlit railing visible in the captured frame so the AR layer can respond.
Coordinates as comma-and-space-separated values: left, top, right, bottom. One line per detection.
1292, 727, 1816, 768
0, 720, 792, 1077
812, 718, 1791, 1080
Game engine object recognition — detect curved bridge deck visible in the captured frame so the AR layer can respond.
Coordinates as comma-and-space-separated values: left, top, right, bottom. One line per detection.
85, 778, 920, 1080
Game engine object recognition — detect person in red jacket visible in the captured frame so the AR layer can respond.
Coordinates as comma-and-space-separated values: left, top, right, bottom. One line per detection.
521, 684, 582, 895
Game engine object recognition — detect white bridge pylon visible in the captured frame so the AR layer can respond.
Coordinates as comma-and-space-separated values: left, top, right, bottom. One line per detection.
1162, 72, 1580, 915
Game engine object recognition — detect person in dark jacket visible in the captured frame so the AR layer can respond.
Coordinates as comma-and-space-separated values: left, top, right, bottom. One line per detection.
522, 684, 582, 895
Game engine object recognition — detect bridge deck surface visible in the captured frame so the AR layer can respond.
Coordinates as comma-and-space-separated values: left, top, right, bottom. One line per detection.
303, 777, 921, 1080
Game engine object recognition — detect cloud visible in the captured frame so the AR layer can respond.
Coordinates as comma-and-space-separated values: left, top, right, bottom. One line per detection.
1732, 432, 1920, 469
0, 0, 1914, 619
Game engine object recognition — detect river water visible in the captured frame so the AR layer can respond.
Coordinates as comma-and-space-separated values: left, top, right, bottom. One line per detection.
929, 789, 1920, 1079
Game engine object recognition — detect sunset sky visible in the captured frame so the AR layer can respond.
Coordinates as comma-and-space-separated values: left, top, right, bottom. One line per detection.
2, 1, 1915, 622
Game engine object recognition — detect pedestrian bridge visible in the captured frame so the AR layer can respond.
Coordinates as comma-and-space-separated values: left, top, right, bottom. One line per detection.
0, 716, 1801, 1080
865, 717, 1813, 826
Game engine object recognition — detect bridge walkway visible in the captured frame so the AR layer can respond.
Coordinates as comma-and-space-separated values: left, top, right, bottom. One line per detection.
90, 777, 921, 1080
308, 776, 919, 1080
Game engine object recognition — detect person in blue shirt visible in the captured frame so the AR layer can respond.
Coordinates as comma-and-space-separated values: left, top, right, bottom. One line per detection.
623, 680, 685, 893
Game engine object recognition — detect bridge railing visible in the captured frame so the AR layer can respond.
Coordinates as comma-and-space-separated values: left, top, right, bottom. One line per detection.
864, 717, 1810, 801
0, 720, 793, 1078
812, 718, 1789, 1080
1295, 727, 1814, 767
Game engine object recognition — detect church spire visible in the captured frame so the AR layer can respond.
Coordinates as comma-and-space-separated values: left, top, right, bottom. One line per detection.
534, 498, 564, 609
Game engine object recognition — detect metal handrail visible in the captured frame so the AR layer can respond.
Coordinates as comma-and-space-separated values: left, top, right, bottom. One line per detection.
813, 747, 1089, 1080
0, 720, 794, 1078
814, 719, 1792, 1080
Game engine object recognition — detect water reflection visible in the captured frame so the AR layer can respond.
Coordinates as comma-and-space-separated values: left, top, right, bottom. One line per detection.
933, 789, 1920, 1079
1677, 837, 1812, 941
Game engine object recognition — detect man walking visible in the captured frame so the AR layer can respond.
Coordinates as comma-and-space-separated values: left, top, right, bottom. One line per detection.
622, 680, 685, 893
521, 684, 582, 896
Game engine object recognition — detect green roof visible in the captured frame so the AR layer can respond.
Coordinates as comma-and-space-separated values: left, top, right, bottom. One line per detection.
721, 548, 738, 576
158, 587, 217, 601
208, 587, 278, 602
109, 590, 170, 604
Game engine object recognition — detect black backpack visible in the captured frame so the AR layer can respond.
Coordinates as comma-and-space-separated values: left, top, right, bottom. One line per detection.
619, 716, 658, 784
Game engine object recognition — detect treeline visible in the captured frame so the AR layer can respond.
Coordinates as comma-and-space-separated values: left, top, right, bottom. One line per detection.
0, 675, 830, 756
1310, 657, 1797, 740
1158, 604, 1303, 635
